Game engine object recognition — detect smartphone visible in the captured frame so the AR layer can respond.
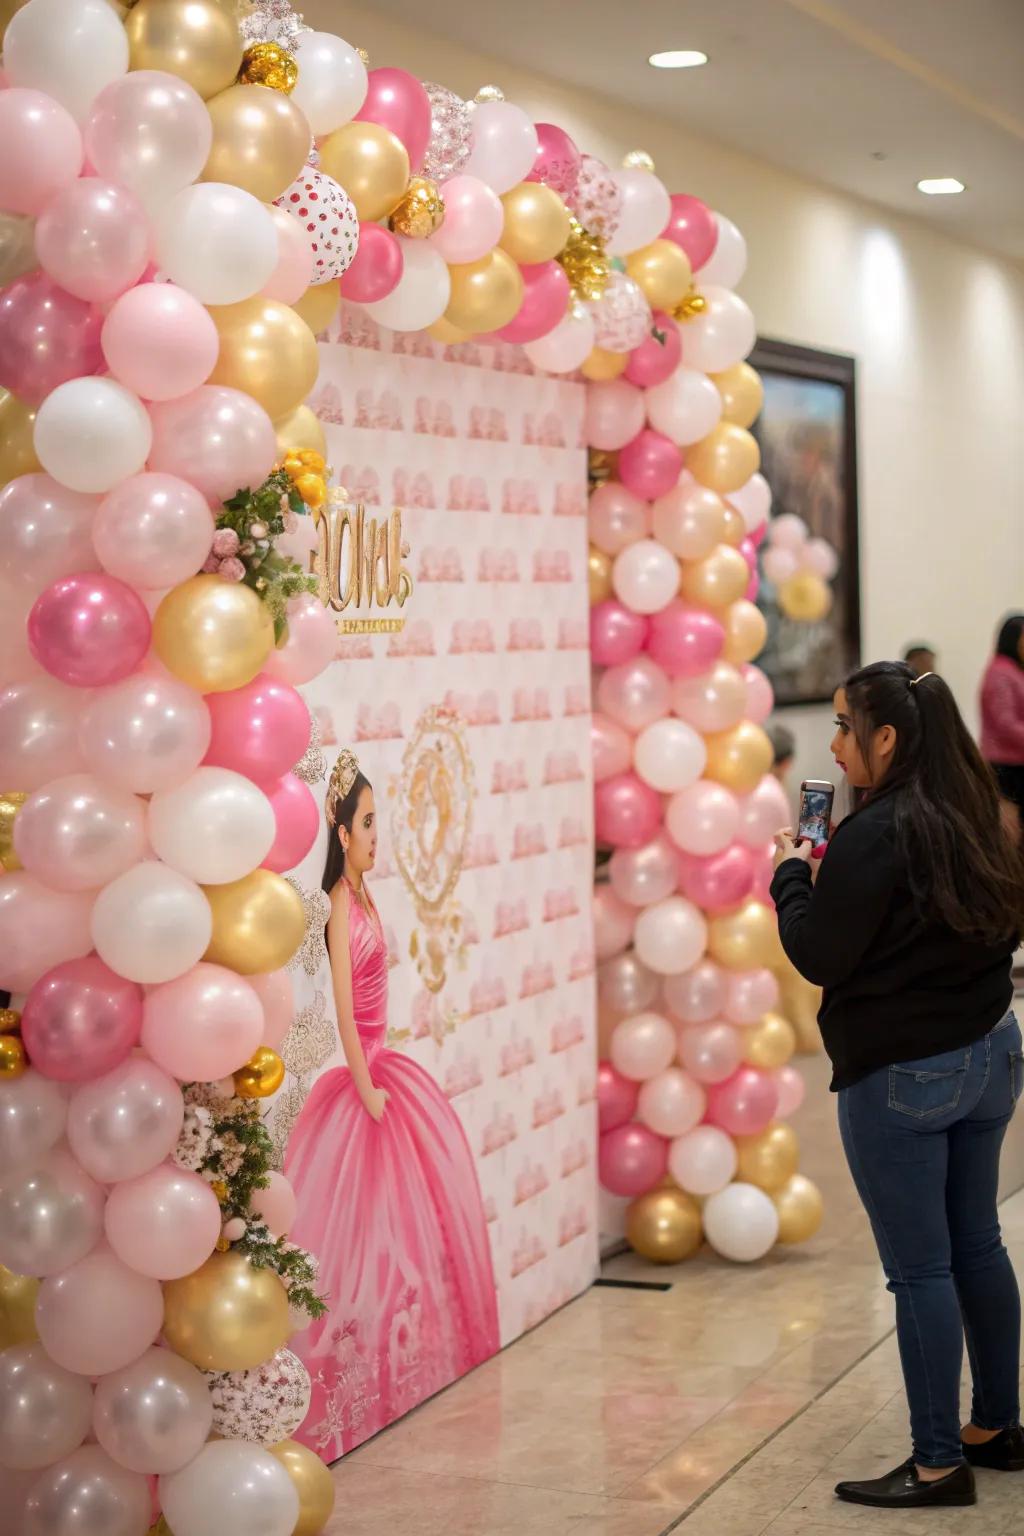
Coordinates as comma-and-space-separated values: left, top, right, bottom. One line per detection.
797, 779, 835, 856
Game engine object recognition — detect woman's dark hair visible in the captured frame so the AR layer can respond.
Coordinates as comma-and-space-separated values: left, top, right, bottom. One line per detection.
321, 770, 371, 895
995, 613, 1024, 669
843, 660, 1024, 943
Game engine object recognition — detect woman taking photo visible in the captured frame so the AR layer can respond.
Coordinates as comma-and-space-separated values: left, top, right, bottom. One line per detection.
772, 661, 1024, 1510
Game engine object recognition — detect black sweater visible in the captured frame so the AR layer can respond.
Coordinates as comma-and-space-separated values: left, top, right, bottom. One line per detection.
770, 794, 1015, 1090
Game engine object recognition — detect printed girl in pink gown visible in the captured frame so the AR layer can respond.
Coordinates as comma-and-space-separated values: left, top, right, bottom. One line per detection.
285, 749, 500, 1461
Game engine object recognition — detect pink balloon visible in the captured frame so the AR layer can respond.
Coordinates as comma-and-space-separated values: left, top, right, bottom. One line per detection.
634, 895, 707, 977
28, 572, 150, 687
595, 772, 662, 850
0, 677, 86, 790
430, 174, 503, 264
105, 1163, 221, 1280
609, 1010, 676, 1082
599, 952, 659, 1015
250, 1170, 297, 1236
646, 601, 724, 678
593, 884, 635, 961
727, 472, 772, 534
101, 284, 219, 402
248, 969, 294, 1050
672, 661, 747, 734
264, 593, 337, 686
662, 192, 718, 269
597, 1060, 638, 1133
590, 600, 648, 667
141, 962, 264, 1081
748, 518, 768, 548
0, 271, 102, 405
588, 480, 648, 556
743, 664, 774, 724
585, 379, 645, 452
773, 1063, 807, 1119
339, 221, 403, 303
591, 712, 632, 783
0, 474, 99, 591
677, 843, 755, 914
705, 1067, 780, 1137
526, 122, 581, 198
147, 386, 277, 507
262, 772, 319, 873
79, 670, 211, 793
613, 538, 680, 616
262, 205, 315, 303
0, 874, 93, 994
663, 959, 727, 1025
36, 178, 148, 302
618, 428, 684, 501
677, 1020, 743, 1085
652, 480, 726, 561
494, 260, 570, 344
204, 672, 311, 785
739, 536, 758, 575
723, 968, 779, 1027
14, 774, 146, 891
609, 835, 679, 908
0, 87, 82, 217
596, 655, 670, 733
21, 956, 143, 1082
638, 1066, 706, 1138
737, 775, 790, 849
92, 472, 212, 590
84, 70, 213, 210
522, 301, 595, 374
599, 1122, 667, 1197
666, 780, 739, 856
356, 67, 431, 168
67, 1057, 184, 1184
36, 1244, 164, 1376
624, 311, 681, 388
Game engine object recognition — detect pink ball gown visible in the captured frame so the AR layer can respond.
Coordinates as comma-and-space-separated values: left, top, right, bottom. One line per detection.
284, 889, 500, 1461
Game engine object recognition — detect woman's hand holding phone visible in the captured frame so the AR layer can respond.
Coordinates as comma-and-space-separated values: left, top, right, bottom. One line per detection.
774, 829, 814, 870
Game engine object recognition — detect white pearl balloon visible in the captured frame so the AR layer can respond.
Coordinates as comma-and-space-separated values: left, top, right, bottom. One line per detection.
703, 1181, 780, 1262
0, 1343, 94, 1472
4, 0, 128, 123
612, 539, 681, 615
362, 238, 451, 332
155, 183, 279, 306
634, 717, 707, 793
291, 32, 368, 135
634, 895, 708, 977
0, 1069, 67, 1176
90, 862, 212, 985
697, 213, 748, 289
148, 767, 275, 885
34, 379, 151, 494
159, 1441, 300, 1536
681, 286, 756, 373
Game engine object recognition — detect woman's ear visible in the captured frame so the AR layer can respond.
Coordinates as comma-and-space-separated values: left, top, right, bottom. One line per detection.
874, 723, 897, 764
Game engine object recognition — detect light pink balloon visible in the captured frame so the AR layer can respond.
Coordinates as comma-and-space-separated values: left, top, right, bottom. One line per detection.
67, 1057, 184, 1184
105, 1163, 221, 1280
262, 205, 315, 303
21, 954, 143, 1081
598, 1122, 667, 1197
610, 1010, 676, 1082
585, 379, 646, 452
36, 177, 148, 302
773, 1063, 807, 1119
705, 1066, 780, 1137
0, 87, 82, 216
0, 584, 37, 686
599, 952, 659, 1015
669, 1124, 737, 1197
594, 771, 662, 850
263, 594, 337, 686
672, 661, 747, 733
36, 1243, 164, 1376
14, 773, 146, 891
23, 1446, 150, 1535
249, 968, 294, 1050
102, 285, 220, 402
613, 537, 681, 616
204, 672, 311, 784
723, 968, 780, 1027
726, 472, 772, 533
609, 834, 678, 908
0, 474, 99, 591
677, 843, 755, 914
430, 174, 503, 263
634, 895, 707, 976
85, 70, 212, 211
597, 1060, 638, 1133
0, 270, 103, 406
646, 366, 723, 446
667, 780, 739, 856
652, 480, 726, 561
588, 481, 648, 556
590, 600, 649, 668
624, 311, 681, 388
737, 775, 791, 849
93, 1346, 213, 1476
638, 1066, 705, 1138
28, 572, 151, 688
634, 716, 706, 793
596, 654, 670, 733
262, 772, 319, 873
769, 513, 809, 550
591, 712, 632, 783
142, 962, 264, 1081
763, 546, 799, 586
93, 472, 212, 590
804, 536, 839, 580
663, 959, 727, 1025
0, 677, 86, 791
677, 1020, 743, 1085
147, 386, 277, 507
0, 875, 93, 994
646, 601, 724, 678
522, 300, 595, 374
593, 884, 635, 961
743, 665, 774, 724
250, 1170, 297, 1237
79, 670, 211, 793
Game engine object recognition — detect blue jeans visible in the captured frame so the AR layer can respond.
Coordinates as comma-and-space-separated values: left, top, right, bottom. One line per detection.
838, 1013, 1023, 1467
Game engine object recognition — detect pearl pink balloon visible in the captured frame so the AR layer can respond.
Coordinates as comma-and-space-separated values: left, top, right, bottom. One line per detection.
763, 546, 799, 586
250, 1170, 297, 1237
624, 311, 681, 388
590, 601, 649, 668
662, 193, 717, 268
105, 1163, 221, 1280
21, 955, 143, 1082
338, 221, 403, 303
78, 671, 211, 793
85, 70, 212, 211
356, 67, 431, 168
598, 1122, 667, 1197
101, 286, 220, 403
0, 88, 82, 217
142, 962, 263, 1081
23, 1444, 151, 1535
0, 271, 103, 405
203, 673, 311, 785
645, 367, 722, 447
663, 959, 727, 1025
36, 1244, 163, 1376
672, 661, 747, 734
261, 772, 319, 873
773, 1064, 807, 1119
677, 1020, 743, 1085
147, 386, 277, 507
0, 875, 93, 994
705, 1066, 780, 1137
248, 969, 294, 1050
591, 712, 632, 783
677, 843, 755, 914
682, 285, 756, 373
737, 775, 791, 849
634, 717, 706, 793
526, 122, 581, 197
652, 481, 726, 561
647, 602, 724, 678
804, 537, 839, 580
1, 589, 44, 685
595, 771, 662, 850
638, 1066, 705, 1138
610, 1010, 676, 1082
262, 205, 315, 304
36, 178, 147, 302
0, 1069, 67, 1176
599, 952, 659, 1015
596, 655, 670, 733
263, 593, 337, 686
667, 780, 739, 856
726, 472, 772, 534
93, 472, 212, 590
593, 884, 635, 962
618, 428, 682, 501
609, 835, 679, 908
14, 774, 146, 891
28, 573, 150, 688
612, 539, 680, 616
522, 300, 595, 374
584, 379, 645, 452
597, 1061, 639, 1133
494, 259, 570, 345
0, 1341, 94, 1471
67, 1057, 184, 1184
0, 1145, 105, 1277
93, 1347, 213, 1476
430, 174, 502, 264
148, 766, 275, 885
0, 475, 99, 591
90, 862, 212, 986
634, 896, 707, 977
723, 968, 779, 1027
464, 100, 538, 194
588, 481, 648, 557
669, 1124, 737, 1197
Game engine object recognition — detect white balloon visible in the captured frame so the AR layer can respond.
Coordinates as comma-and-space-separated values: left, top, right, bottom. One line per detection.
612, 538, 681, 615
703, 1181, 780, 1262
637, 1067, 706, 1138
634, 896, 707, 977
291, 31, 368, 135
464, 100, 538, 193
523, 302, 595, 374
669, 1125, 738, 1197
646, 366, 723, 446
159, 1441, 300, 1536
726, 472, 771, 533
4, 0, 128, 123
91, 862, 212, 985
681, 286, 756, 373
697, 213, 748, 289
0, 1343, 94, 1472
634, 717, 706, 793
606, 168, 671, 257
85, 71, 213, 211
0, 1069, 67, 1176
34, 379, 151, 494
148, 767, 275, 885
363, 238, 451, 331
155, 184, 279, 306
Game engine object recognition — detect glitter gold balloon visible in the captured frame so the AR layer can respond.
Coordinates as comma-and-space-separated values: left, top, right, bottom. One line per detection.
275, 403, 327, 462
153, 575, 275, 694
203, 83, 311, 202
625, 1187, 702, 1263
290, 280, 340, 339
0, 1263, 39, 1347
0, 1035, 26, 1078
319, 121, 410, 223
444, 248, 523, 334
499, 182, 571, 265
580, 347, 626, 381
626, 239, 692, 311
744, 1012, 797, 1071
162, 1250, 291, 1371
712, 362, 764, 429
588, 546, 612, 605
269, 1439, 336, 1536
208, 297, 319, 421
0, 791, 26, 872
389, 176, 445, 239
126, 0, 244, 101
238, 40, 298, 92
735, 1122, 800, 1192
773, 1173, 824, 1244
234, 1045, 286, 1098
0, 389, 40, 489
204, 869, 306, 974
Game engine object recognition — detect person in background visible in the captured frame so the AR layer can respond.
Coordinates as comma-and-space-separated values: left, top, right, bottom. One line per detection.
767, 721, 796, 784
980, 614, 1024, 840
903, 642, 938, 680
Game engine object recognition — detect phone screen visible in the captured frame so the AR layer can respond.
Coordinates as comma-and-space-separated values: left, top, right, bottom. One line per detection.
798, 783, 835, 851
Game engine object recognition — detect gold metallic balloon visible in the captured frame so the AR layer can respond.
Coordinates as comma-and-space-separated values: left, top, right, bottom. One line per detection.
626, 1187, 702, 1264
203, 83, 311, 202
713, 362, 764, 429
679, 543, 749, 611
0, 389, 40, 489
625, 239, 692, 311
427, 316, 469, 345
125, 0, 243, 100
234, 1045, 286, 1099
622, 149, 656, 173
773, 1173, 824, 1244
588, 546, 612, 605
703, 720, 773, 795
744, 1011, 797, 1071
0, 1263, 38, 1347
708, 898, 779, 972
0, 1034, 27, 1078
721, 599, 767, 666
720, 504, 746, 547
238, 40, 298, 93
290, 280, 339, 339
0, 212, 37, 289
319, 121, 410, 223
0, 790, 26, 872
444, 248, 524, 335
162, 1250, 291, 1372
581, 348, 627, 382
687, 422, 761, 496
209, 298, 319, 421
204, 868, 306, 974
275, 403, 327, 461
774, 960, 822, 1054
675, 285, 708, 322
778, 571, 833, 624
736, 1122, 799, 1193
269, 1439, 336, 1536
153, 575, 275, 695
499, 182, 571, 265
390, 176, 445, 239
0, 0, 29, 44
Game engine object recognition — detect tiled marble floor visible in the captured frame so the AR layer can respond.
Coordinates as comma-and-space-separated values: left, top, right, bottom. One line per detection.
326, 1053, 1024, 1534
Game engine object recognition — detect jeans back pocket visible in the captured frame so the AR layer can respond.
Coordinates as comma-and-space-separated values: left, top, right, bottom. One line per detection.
888, 1049, 970, 1119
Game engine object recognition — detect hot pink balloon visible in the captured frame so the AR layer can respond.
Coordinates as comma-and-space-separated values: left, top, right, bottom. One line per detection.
0, 271, 102, 405
204, 673, 311, 785
338, 221, 403, 303
624, 311, 682, 388
677, 843, 755, 913
430, 174, 503, 264
21, 956, 143, 1082
743, 664, 774, 725
262, 204, 315, 304
141, 962, 264, 1081
595, 772, 662, 851
745, 567, 759, 602
638, 1066, 706, 1138
588, 480, 648, 556
262, 772, 319, 873
593, 883, 635, 961
646, 601, 724, 678
597, 1060, 639, 1133
93, 471, 213, 591
773, 1064, 807, 1119
494, 260, 570, 344
101, 284, 219, 402
0, 474, 99, 592
36, 1244, 164, 1377
723, 968, 779, 1027
250, 1170, 296, 1236
526, 122, 581, 198
0, 677, 86, 792
618, 428, 683, 501
0, 87, 83, 217
705, 1066, 780, 1137
148, 386, 277, 507
591, 712, 632, 783
609, 835, 679, 908
677, 1020, 743, 1085
663, 959, 727, 1025
264, 593, 337, 686
737, 775, 790, 849
248, 969, 294, 1050
14, 773, 147, 891
599, 1122, 667, 1197
28, 571, 150, 687
585, 379, 645, 452
67, 1057, 184, 1184
666, 780, 739, 857
78, 670, 211, 793
105, 1163, 221, 1280
36, 178, 148, 302
596, 655, 671, 733
590, 600, 648, 667
355, 67, 431, 168
662, 192, 718, 269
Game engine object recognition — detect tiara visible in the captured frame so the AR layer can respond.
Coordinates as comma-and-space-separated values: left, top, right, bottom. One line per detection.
325, 749, 360, 826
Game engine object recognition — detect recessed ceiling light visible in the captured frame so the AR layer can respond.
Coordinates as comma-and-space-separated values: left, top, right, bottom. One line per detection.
916, 177, 965, 195
648, 50, 708, 69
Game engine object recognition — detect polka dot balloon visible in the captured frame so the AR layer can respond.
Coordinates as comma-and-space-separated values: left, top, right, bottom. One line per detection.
276, 165, 359, 285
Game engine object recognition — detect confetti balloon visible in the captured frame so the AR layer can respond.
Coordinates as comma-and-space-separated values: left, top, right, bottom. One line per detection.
589, 271, 651, 354
421, 81, 472, 182
276, 165, 359, 284
568, 153, 621, 241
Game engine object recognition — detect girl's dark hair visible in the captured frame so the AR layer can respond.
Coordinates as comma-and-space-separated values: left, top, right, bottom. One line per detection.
843, 660, 1024, 944
995, 613, 1024, 669
321, 770, 371, 895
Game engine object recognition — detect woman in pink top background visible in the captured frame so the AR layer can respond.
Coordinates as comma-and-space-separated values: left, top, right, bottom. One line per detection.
980, 614, 1024, 838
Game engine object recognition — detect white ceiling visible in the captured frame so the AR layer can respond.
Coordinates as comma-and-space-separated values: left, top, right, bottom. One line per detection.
356, 0, 1024, 262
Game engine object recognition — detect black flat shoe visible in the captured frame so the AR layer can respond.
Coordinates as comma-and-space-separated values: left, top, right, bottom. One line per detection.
835, 1460, 976, 1508
963, 1423, 1024, 1471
